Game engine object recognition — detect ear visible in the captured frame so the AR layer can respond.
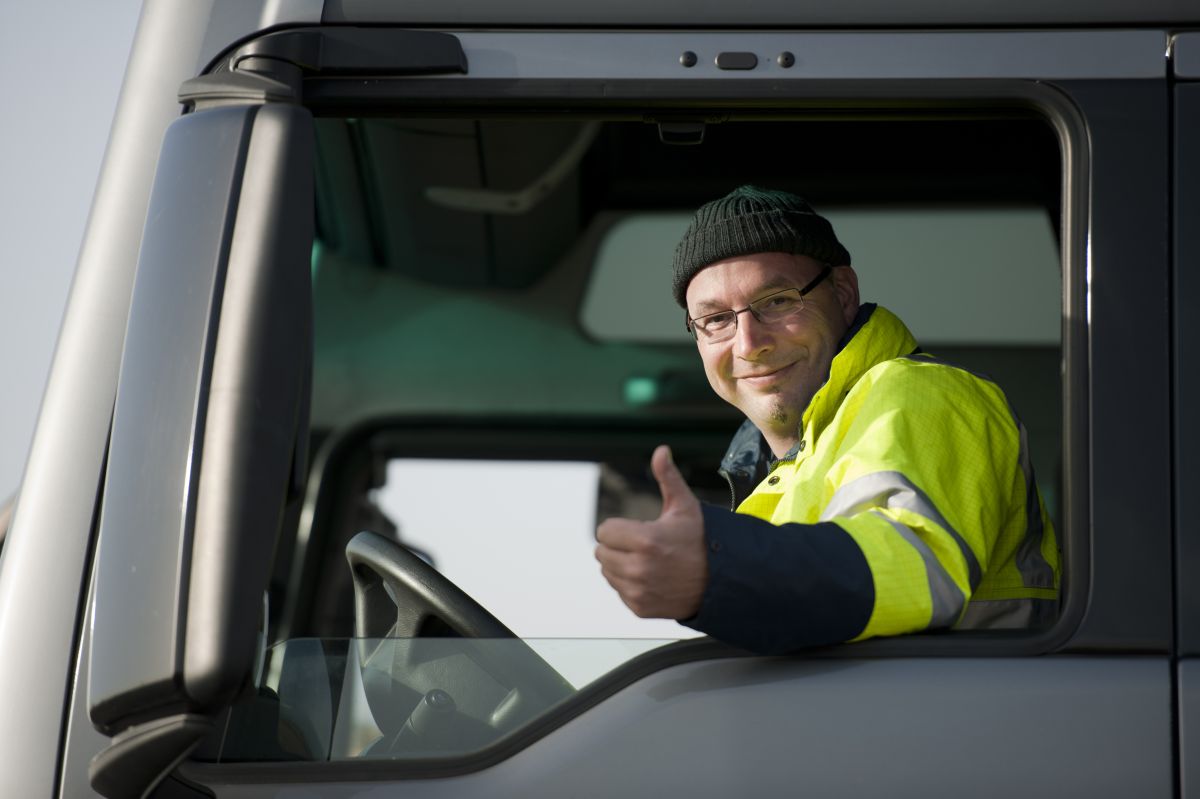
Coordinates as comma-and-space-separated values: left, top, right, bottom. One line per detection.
830, 265, 860, 326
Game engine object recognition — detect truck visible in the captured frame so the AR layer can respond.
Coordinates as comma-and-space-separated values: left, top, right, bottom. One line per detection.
1, 1, 1197, 796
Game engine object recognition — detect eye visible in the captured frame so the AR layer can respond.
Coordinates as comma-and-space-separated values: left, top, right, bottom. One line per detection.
757, 293, 799, 314
702, 311, 736, 330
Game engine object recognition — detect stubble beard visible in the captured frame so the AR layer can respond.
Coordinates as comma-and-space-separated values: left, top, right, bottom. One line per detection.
769, 398, 791, 427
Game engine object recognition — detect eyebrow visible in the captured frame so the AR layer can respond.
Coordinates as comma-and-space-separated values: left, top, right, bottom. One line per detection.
691, 278, 797, 314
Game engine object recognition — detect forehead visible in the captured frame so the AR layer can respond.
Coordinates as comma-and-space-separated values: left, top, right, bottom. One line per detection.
686, 252, 823, 311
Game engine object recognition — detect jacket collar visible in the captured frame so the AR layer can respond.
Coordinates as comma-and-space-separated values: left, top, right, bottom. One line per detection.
801, 303, 916, 439
717, 303, 919, 507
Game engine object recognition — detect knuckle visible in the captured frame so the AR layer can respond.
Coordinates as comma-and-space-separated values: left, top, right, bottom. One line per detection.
599, 560, 619, 582
625, 587, 657, 617
632, 533, 663, 558
595, 521, 613, 543
625, 561, 646, 583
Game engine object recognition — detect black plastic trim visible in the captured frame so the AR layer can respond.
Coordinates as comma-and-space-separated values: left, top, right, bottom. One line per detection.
1055, 80, 1173, 652
179, 71, 299, 111
1168, 71, 1183, 799
1173, 32, 1200, 79
296, 76, 1097, 116
91, 715, 213, 799
228, 27, 467, 76
715, 52, 758, 70
1175, 83, 1200, 656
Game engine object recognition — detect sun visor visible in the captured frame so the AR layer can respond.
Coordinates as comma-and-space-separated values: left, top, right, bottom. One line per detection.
318, 119, 592, 288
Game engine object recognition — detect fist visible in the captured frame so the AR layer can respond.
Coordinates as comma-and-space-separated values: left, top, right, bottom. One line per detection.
595, 445, 708, 619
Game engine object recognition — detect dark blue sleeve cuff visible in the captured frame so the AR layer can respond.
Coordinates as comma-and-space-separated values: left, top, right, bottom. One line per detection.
680, 504, 875, 654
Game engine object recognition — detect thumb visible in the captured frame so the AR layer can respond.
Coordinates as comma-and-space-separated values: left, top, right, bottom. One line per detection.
651, 445, 694, 514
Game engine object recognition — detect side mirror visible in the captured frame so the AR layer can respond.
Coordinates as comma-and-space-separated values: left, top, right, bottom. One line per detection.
87, 101, 313, 796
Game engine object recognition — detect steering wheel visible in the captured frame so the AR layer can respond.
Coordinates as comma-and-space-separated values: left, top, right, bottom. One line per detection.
345, 531, 573, 751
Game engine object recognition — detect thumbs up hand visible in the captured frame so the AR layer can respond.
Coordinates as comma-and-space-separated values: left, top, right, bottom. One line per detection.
595, 445, 708, 620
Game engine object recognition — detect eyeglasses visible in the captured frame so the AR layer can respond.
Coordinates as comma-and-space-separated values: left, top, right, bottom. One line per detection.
685, 264, 834, 343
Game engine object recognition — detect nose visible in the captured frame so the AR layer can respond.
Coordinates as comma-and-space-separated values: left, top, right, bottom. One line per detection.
731, 308, 774, 360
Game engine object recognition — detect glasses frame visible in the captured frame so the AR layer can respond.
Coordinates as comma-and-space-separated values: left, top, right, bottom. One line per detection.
685, 264, 835, 342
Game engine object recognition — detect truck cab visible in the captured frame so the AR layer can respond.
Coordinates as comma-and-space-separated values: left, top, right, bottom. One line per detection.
1, 2, 1198, 796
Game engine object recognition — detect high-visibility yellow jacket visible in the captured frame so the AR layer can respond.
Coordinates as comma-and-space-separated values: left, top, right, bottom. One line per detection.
684, 304, 1059, 652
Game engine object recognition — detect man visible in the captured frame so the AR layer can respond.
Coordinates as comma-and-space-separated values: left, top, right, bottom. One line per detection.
595, 185, 1059, 653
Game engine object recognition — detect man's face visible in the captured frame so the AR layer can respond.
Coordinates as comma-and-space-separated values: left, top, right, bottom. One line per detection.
685, 252, 860, 451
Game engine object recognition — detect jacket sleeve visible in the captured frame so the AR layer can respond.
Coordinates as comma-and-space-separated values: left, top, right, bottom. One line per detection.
680, 505, 875, 653
812, 361, 1020, 640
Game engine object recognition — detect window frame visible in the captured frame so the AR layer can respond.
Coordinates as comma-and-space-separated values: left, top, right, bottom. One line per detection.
290, 79, 1092, 656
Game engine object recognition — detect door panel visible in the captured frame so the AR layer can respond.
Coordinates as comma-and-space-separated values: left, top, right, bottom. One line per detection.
195, 657, 1172, 798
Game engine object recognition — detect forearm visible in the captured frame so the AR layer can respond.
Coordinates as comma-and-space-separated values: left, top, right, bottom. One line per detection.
680, 504, 874, 654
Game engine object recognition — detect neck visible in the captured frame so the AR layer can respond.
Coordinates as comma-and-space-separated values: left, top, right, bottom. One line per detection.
763, 429, 799, 460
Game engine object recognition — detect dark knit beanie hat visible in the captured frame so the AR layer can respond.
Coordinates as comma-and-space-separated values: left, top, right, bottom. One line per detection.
672, 185, 851, 307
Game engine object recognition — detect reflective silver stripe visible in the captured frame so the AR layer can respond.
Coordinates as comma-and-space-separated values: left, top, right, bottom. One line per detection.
870, 511, 965, 629
821, 470, 982, 590
1013, 421, 1057, 589
958, 597, 1059, 629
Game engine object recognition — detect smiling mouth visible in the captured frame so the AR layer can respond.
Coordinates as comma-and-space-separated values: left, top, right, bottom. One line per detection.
737, 363, 793, 386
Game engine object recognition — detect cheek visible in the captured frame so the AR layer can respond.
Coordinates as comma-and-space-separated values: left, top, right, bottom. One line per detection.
698, 349, 732, 391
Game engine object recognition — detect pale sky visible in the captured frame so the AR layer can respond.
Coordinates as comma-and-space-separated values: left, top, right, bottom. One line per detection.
0, 1, 142, 500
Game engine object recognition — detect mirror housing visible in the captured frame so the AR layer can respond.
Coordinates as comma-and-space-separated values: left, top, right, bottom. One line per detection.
87, 99, 313, 788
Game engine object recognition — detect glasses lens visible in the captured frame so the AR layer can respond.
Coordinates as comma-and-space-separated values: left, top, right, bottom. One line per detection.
695, 311, 737, 342
751, 289, 804, 323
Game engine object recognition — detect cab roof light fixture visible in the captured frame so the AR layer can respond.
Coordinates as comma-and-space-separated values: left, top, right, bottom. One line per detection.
658, 121, 706, 145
